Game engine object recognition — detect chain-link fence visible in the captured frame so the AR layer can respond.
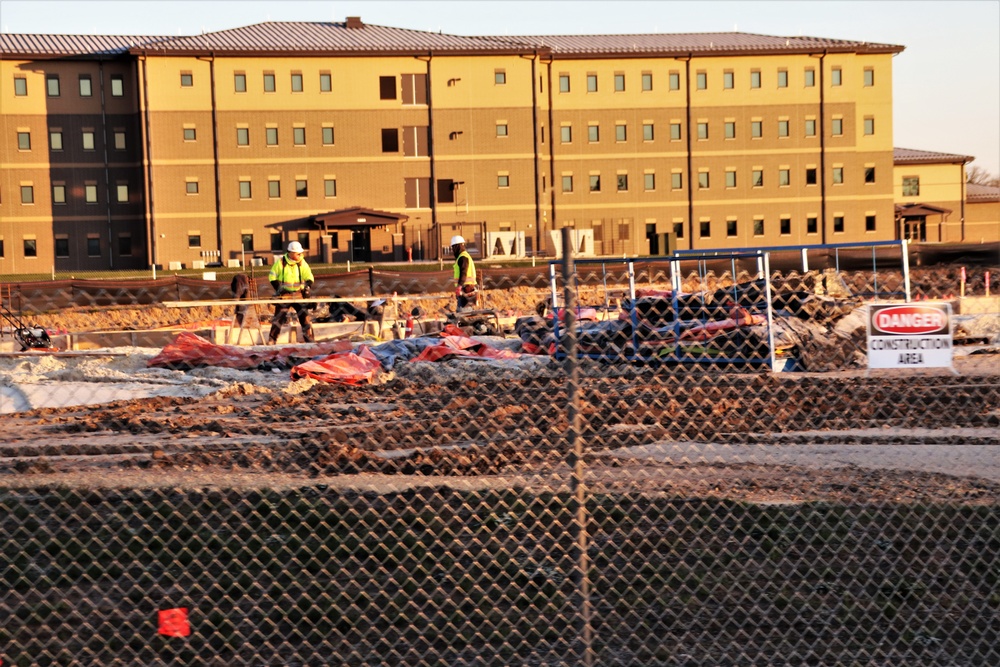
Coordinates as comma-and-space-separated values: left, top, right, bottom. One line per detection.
1, 236, 998, 666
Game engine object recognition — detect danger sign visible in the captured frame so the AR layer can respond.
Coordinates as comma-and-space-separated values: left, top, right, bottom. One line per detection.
867, 302, 952, 369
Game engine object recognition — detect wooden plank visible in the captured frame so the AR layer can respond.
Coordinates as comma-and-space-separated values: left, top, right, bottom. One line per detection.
164, 294, 446, 308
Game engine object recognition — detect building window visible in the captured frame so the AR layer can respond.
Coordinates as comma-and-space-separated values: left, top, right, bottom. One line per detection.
588, 125, 599, 143
642, 123, 654, 141
831, 118, 843, 136
188, 234, 201, 248
804, 68, 815, 87
239, 180, 252, 199
85, 184, 98, 203
669, 72, 680, 90
110, 75, 124, 96
495, 69, 506, 85
589, 175, 601, 192
320, 72, 332, 92
293, 127, 306, 145
14, 76, 27, 96
833, 167, 844, 184
270, 233, 283, 251
723, 71, 734, 89
296, 233, 310, 250
831, 67, 842, 86
614, 73, 625, 91
79, 75, 92, 97
866, 214, 876, 232
496, 123, 508, 137
616, 124, 627, 142
236, 128, 249, 146
641, 72, 652, 91
242, 234, 254, 251
265, 127, 278, 146
562, 175, 573, 193
268, 180, 280, 198
86, 237, 101, 256
864, 117, 875, 135
559, 74, 570, 92
186, 181, 199, 194
116, 184, 129, 203
778, 69, 788, 88
698, 172, 709, 189
778, 120, 789, 137
180, 72, 193, 87
806, 168, 818, 185
725, 219, 737, 237
382, 128, 399, 152
805, 119, 816, 137
674, 222, 684, 239
24, 238, 37, 257
587, 73, 598, 92
780, 217, 791, 235
498, 174, 510, 188
671, 172, 683, 189
750, 70, 761, 88
234, 73, 247, 92
864, 68, 874, 87
752, 169, 764, 187
379, 75, 396, 99
644, 173, 655, 191
560, 126, 572, 143
263, 73, 276, 92
807, 216, 818, 234
114, 131, 126, 150
696, 71, 707, 89
753, 218, 764, 236
751, 121, 762, 138
291, 73, 303, 92
53, 184, 66, 204
322, 127, 335, 145
697, 122, 708, 140
902, 176, 919, 196
724, 121, 735, 139
55, 238, 69, 257
616, 174, 628, 192
183, 127, 196, 141
779, 168, 790, 186
46, 75, 60, 97
699, 220, 711, 238
296, 179, 308, 197
833, 215, 845, 233
17, 132, 30, 151
670, 123, 681, 141
324, 179, 337, 197
118, 236, 132, 256
865, 167, 876, 184
82, 131, 95, 151
20, 184, 35, 203
725, 170, 736, 188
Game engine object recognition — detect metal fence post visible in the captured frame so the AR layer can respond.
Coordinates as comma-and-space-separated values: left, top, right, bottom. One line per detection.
561, 227, 593, 666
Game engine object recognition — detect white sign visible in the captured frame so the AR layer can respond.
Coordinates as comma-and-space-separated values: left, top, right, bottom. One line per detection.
867, 302, 952, 369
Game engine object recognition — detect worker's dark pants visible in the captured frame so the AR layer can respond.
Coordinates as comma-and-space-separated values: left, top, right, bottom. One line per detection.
269, 302, 313, 343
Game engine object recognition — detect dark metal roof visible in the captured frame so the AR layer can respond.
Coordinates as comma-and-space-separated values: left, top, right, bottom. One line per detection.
0, 33, 170, 58
966, 183, 1000, 202
894, 147, 974, 165
312, 207, 409, 229
895, 203, 953, 217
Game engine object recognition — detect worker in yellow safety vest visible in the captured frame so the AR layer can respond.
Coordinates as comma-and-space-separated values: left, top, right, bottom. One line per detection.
451, 235, 478, 310
267, 241, 315, 343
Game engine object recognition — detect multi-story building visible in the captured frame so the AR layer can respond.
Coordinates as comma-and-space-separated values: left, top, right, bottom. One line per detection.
1, 18, 992, 274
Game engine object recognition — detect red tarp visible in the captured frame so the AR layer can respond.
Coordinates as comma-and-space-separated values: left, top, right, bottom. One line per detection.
290, 345, 382, 385
147, 331, 352, 370
410, 325, 523, 363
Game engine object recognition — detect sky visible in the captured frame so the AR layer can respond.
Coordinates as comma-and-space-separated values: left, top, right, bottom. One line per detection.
2, 0, 998, 176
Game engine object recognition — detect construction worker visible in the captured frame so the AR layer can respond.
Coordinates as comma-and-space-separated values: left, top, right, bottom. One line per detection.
230, 273, 251, 326
267, 241, 315, 344
451, 235, 478, 310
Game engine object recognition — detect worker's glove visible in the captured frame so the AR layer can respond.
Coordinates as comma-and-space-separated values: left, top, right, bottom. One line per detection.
302, 286, 311, 299
455, 287, 462, 297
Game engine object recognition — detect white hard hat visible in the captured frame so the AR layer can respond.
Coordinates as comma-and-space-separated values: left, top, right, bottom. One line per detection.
287, 241, 304, 253
450, 235, 466, 246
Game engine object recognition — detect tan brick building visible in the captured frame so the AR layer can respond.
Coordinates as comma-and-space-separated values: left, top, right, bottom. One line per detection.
1, 18, 992, 274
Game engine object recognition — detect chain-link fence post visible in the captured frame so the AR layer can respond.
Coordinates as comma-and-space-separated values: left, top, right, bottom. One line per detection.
562, 226, 594, 666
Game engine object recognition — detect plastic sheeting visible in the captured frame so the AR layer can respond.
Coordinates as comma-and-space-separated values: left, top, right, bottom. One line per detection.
290, 345, 382, 385
147, 331, 352, 370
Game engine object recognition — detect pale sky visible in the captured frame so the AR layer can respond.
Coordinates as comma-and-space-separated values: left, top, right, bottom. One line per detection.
2, 0, 998, 175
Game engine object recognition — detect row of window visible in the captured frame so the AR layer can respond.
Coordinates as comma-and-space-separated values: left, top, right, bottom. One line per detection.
15, 128, 128, 152
558, 65, 874, 93
12, 73, 126, 98
17, 183, 132, 205
561, 165, 877, 193
559, 115, 873, 144
3, 236, 131, 260
677, 213, 878, 240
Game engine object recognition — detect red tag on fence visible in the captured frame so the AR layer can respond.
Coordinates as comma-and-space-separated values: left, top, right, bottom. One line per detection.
158, 607, 190, 637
